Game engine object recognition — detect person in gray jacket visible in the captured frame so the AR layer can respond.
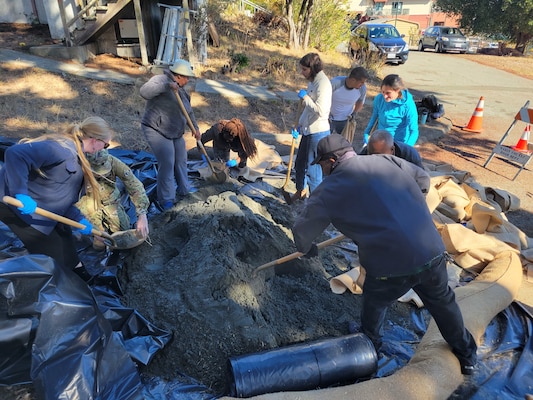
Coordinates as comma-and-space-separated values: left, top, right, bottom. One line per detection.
140, 60, 200, 211
292, 134, 477, 375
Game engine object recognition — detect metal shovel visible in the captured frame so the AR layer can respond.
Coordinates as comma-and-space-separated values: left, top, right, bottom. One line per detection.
3, 196, 146, 250
173, 89, 228, 183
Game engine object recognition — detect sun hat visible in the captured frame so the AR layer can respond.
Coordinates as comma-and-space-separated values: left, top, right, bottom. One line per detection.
169, 59, 196, 78
311, 134, 354, 165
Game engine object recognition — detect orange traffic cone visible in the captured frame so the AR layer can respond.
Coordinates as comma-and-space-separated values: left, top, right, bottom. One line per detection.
512, 124, 531, 152
462, 96, 484, 133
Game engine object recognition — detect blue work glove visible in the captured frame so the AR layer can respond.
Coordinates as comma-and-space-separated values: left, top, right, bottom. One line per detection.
15, 194, 37, 215
291, 127, 300, 140
363, 133, 369, 145
226, 159, 238, 168
298, 89, 307, 99
76, 218, 93, 235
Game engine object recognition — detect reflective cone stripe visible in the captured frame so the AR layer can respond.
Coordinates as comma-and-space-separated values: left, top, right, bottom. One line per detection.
511, 124, 531, 152
515, 108, 533, 124
463, 96, 484, 133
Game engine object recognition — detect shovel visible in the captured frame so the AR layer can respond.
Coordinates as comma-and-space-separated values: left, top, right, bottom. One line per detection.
3, 196, 146, 250
282, 100, 305, 204
173, 89, 228, 183
254, 234, 346, 274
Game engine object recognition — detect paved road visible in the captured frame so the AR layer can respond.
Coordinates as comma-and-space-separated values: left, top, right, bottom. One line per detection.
383, 50, 533, 143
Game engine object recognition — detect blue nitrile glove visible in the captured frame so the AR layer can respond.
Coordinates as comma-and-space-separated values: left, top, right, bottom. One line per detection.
226, 159, 238, 168
363, 133, 369, 145
15, 194, 37, 215
291, 127, 299, 140
298, 89, 307, 99
201, 154, 207, 164
76, 218, 93, 235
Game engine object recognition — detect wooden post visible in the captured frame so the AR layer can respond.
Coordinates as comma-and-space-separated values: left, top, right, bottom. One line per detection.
57, 0, 73, 47
133, 0, 149, 66
182, 0, 197, 65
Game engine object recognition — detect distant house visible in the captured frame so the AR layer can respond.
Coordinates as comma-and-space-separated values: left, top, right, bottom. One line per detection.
346, 0, 461, 31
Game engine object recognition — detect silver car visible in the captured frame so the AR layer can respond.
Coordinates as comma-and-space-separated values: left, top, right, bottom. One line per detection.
418, 26, 468, 54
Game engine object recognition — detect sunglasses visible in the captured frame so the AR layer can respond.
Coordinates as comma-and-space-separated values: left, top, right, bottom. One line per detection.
96, 138, 110, 149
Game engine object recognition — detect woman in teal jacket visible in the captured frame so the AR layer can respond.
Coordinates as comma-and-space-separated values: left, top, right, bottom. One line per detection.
363, 74, 419, 146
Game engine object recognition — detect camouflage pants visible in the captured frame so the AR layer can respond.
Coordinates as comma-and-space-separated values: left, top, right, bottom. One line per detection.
76, 196, 130, 234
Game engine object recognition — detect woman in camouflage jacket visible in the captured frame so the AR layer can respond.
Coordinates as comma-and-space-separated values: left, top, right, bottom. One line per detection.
77, 149, 149, 248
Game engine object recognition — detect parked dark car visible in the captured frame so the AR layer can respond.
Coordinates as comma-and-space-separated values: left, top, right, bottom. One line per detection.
418, 26, 468, 53
350, 22, 409, 64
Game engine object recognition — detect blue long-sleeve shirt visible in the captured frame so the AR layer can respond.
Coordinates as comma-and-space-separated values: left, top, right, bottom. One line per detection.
364, 89, 419, 146
0, 140, 85, 234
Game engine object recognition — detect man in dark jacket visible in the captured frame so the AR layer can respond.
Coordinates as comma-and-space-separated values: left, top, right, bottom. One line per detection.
292, 134, 477, 375
359, 129, 424, 169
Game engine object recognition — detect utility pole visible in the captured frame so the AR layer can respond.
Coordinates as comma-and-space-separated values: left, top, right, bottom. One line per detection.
392, 1, 403, 27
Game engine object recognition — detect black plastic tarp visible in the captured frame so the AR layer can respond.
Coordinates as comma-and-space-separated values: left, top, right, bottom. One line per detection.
0, 141, 531, 399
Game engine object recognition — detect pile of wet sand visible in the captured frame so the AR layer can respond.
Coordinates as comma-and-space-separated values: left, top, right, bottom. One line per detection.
118, 179, 416, 395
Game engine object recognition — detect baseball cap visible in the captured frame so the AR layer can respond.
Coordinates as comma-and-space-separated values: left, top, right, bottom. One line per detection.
311, 134, 354, 165
169, 59, 196, 78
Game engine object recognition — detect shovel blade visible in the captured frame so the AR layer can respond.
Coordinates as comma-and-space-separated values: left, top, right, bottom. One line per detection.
107, 229, 146, 250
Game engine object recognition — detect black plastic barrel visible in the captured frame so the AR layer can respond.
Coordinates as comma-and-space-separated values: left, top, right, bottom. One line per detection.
228, 332, 377, 398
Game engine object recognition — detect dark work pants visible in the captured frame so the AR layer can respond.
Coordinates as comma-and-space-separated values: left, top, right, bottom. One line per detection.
0, 203, 80, 270
330, 119, 347, 135
361, 254, 477, 366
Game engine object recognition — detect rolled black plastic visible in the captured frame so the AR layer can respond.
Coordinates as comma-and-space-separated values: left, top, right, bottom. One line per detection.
228, 332, 377, 398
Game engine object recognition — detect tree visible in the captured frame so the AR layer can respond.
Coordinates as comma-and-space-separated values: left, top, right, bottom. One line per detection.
284, 0, 350, 50
436, 0, 533, 52
285, 0, 314, 50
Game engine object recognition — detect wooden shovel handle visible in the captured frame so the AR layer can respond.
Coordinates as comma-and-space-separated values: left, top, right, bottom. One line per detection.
2, 195, 115, 244
283, 100, 305, 189
254, 234, 346, 274
172, 89, 218, 174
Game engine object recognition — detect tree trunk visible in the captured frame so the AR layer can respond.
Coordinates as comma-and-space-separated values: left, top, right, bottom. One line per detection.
302, 0, 315, 50
285, 0, 299, 50
515, 31, 531, 54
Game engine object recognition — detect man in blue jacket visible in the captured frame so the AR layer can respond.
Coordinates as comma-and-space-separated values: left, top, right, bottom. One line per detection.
359, 129, 424, 169
292, 134, 477, 375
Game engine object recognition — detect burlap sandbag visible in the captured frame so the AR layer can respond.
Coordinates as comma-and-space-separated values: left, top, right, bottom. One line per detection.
329, 266, 365, 294
340, 118, 356, 144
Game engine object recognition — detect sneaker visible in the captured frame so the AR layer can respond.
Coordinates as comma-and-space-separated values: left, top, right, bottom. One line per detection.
155, 200, 174, 211
460, 362, 476, 375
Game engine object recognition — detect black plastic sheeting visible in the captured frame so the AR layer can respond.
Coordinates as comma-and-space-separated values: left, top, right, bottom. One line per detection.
0, 141, 531, 399
229, 333, 377, 398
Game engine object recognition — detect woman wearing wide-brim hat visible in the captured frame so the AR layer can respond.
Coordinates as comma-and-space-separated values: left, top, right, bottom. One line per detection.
140, 59, 200, 211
